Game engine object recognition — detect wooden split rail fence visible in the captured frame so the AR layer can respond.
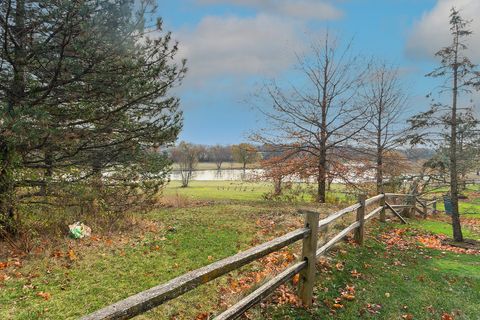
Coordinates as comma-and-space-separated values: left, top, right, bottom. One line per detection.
81, 193, 437, 320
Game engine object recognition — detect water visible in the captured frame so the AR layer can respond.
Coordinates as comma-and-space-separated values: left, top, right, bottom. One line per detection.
169, 169, 261, 181
169, 168, 375, 183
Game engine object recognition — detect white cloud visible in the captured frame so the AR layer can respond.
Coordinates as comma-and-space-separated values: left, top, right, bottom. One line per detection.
196, 0, 343, 21
176, 14, 306, 84
406, 0, 480, 61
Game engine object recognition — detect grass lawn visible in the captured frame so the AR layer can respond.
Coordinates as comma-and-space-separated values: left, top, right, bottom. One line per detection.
163, 180, 274, 202
263, 224, 480, 319
164, 180, 354, 204
403, 219, 480, 241
435, 200, 480, 217
1, 181, 479, 319
1, 203, 302, 319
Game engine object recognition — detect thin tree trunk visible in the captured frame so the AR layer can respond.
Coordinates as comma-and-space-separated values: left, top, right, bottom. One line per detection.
41, 151, 53, 196
273, 177, 282, 196
450, 29, 463, 242
376, 113, 383, 194
317, 47, 329, 204
0, 0, 26, 235
317, 150, 327, 203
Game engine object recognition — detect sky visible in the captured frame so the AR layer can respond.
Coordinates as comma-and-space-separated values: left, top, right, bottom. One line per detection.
155, 0, 480, 145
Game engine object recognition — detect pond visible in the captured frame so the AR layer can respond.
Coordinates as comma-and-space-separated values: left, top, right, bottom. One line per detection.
169, 169, 262, 181
169, 168, 374, 183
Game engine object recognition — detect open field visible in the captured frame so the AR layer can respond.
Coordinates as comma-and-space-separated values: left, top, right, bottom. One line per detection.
1, 181, 479, 319
164, 180, 354, 204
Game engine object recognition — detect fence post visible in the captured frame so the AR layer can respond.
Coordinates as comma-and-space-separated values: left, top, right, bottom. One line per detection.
433, 199, 437, 214
298, 211, 319, 307
380, 193, 386, 222
354, 194, 366, 245
422, 200, 427, 218
407, 194, 415, 218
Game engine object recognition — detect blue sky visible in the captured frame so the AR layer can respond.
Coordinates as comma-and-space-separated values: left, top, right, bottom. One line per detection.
155, 0, 480, 145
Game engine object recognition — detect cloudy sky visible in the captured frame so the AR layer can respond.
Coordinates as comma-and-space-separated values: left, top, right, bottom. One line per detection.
156, 0, 480, 144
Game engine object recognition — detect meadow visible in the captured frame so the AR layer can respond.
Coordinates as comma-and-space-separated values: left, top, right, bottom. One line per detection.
0, 181, 479, 319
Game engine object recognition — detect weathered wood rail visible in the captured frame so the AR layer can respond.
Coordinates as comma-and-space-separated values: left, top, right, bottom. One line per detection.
81, 193, 436, 320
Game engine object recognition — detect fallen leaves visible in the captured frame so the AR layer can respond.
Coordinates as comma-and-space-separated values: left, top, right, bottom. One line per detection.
67, 249, 76, 261
401, 314, 414, 320
194, 312, 210, 320
324, 284, 356, 313
276, 285, 301, 306
341, 293, 355, 301
417, 234, 480, 255
350, 269, 361, 279
37, 291, 51, 301
335, 262, 345, 271
363, 303, 382, 315
0, 273, 10, 281
379, 227, 480, 255
222, 249, 297, 299
441, 313, 454, 320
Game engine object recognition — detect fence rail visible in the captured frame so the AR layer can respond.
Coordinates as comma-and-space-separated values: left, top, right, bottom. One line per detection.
81, 192, 437, 320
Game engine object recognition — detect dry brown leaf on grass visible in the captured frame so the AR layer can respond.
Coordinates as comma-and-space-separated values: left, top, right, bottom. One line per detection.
365, 303, 382, 314
441, 313, 454, 320
335, 262, 344, 271
194, 312, 210, 320
341, 293, 355, 301
350, 269, 361, 278
67, 249, 76, 261
0, 273, 10, 281
37, 291, 51, 301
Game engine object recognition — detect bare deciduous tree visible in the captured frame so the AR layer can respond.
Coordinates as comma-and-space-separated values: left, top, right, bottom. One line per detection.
360, 63, 409, 194
231, 143, 260, 172
252, 34, 371, 203
171, 142, 201, 187
208, 145, 232, 170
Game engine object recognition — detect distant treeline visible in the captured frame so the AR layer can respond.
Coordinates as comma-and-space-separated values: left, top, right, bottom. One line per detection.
167, 143, 435, 164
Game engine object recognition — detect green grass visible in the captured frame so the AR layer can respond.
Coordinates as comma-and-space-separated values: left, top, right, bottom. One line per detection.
2, 181, 479, 319
400, 220, 480, 240
164, 180, 354, 204
263, 224, 480, 319
0, 204, 273, 319
164, 180, 273, 201
436, 201, 480, 217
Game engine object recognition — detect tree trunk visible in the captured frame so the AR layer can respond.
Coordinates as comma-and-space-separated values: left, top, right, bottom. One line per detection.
317, 150, 327, 203
0, 0, 26, 236
41, 151, 53, 196
450, 33, 464, 242
0, 144, 16, 235
376, 104, 384, 194
273, 177, 282, 196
